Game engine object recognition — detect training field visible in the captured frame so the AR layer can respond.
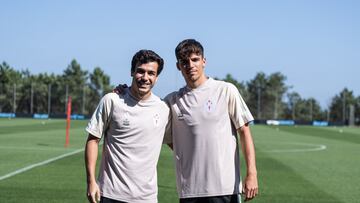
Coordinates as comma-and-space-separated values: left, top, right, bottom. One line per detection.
0, 118, 359, 203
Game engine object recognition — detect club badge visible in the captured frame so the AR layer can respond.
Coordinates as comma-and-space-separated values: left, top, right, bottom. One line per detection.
153, 113, 160, 127
204, 99, 216, 112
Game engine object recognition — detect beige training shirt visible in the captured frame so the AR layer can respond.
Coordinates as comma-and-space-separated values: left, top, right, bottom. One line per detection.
164, 78, 254, 198
86, 90, 169, 203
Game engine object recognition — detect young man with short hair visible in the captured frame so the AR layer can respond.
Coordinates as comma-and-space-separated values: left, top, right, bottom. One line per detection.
85, 50, 169, 203
164, 39, 258, 203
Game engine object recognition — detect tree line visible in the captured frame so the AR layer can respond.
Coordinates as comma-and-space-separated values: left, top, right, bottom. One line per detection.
1, 60, 359, 125
217, 73, 359, 125
0, 60, 112, 116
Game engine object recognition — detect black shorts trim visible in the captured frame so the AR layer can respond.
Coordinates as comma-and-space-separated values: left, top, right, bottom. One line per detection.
100, 196, 128, 203
179, 194, 240, 203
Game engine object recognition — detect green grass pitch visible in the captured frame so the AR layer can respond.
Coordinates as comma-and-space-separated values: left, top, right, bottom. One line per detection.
0, 118, 359, 202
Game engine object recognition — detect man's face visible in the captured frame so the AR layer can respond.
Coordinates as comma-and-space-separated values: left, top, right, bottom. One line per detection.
131, 61, 159, 99
177, 53, 206, 86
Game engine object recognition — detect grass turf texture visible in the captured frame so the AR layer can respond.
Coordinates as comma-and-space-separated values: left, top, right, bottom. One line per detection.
0, 118, 359, 202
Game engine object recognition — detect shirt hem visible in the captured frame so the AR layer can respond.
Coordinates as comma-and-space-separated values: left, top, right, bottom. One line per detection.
179, 191, 240, 199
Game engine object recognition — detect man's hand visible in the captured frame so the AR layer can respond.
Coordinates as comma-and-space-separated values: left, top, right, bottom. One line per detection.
87, 181, 101, 203
242, 173, 258, 201
113, 84, 128, 94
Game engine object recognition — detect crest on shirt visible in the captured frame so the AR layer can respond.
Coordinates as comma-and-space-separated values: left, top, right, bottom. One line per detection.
153, 113, 160, 127
204, 98, 216, 112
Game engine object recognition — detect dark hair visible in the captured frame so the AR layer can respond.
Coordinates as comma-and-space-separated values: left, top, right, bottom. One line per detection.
175, 39, 204, 61
131, 49, 164, 75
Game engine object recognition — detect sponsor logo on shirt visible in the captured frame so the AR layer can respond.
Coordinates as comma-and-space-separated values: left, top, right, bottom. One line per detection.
123, 112, 130, 126
123, 119, 130, 126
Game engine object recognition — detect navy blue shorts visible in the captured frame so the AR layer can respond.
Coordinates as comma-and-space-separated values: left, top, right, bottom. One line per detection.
100, 196, 127, 203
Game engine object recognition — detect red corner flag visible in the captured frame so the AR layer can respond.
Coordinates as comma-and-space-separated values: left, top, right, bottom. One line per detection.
65, 96, 72, 147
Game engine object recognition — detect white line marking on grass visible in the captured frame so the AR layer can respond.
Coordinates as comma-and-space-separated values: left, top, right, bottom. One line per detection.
0, 148, 84, 181
262, 142, 327, 153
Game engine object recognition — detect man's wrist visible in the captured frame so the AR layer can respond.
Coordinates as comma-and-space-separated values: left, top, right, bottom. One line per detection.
246, 171, 257, 177
87, 177, 97, 184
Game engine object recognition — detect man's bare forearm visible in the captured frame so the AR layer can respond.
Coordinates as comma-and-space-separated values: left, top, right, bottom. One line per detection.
238, 123, 258, 201
238, 124, 257, 175
85, 135, 100, 184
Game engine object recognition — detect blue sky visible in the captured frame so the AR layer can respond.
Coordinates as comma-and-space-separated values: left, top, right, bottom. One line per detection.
1, 0, 359, 108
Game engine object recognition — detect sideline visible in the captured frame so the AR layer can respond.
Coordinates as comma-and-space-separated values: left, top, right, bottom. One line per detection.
0, 148, 84, 181
260, 142, 327, 153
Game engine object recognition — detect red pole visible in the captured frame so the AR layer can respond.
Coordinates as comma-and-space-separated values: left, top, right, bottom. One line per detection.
65, 96, 72, 147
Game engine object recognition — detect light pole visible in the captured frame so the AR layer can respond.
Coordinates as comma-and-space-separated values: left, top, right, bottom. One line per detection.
13, 84, 16, 113
48, 84, 52, 116
65, 84, 69, 114
30, 83, 34, 114
342, 93, 346, 124
257, 85, 261, 119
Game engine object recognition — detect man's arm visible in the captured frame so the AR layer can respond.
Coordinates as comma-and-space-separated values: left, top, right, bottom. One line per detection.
85, 134, 101, 203
163, 100, 173, 151
238, 123, 258, 201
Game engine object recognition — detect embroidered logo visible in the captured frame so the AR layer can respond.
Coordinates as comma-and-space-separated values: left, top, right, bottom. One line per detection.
123, 112, 130, 126
153, 113, 160, 127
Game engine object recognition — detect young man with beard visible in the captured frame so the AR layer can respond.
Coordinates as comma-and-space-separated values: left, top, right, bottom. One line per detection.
85, 50, 169, 203
164, 39, 258, 203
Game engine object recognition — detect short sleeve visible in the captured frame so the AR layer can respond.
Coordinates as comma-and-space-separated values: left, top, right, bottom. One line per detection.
85, 94, 113, 138
227, 83, 254, 129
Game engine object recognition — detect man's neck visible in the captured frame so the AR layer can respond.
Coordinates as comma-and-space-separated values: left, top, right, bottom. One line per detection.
187, 75, 208, 89
129, 87, 151, 101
